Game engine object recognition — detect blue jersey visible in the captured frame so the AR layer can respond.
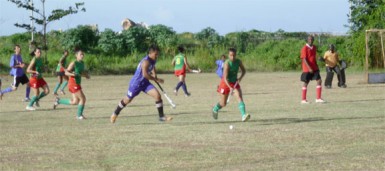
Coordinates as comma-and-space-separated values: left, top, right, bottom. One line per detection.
129, 56, 156, 88
9, 54, 25, 76
215, 59, 224, 78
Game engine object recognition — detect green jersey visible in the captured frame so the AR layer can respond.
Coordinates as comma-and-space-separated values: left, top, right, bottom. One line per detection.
56, 55, 67, 72
73, 60, 85, 85
173, 53, 185, 70
225, 59, 240, 83
32, 57, 43, 79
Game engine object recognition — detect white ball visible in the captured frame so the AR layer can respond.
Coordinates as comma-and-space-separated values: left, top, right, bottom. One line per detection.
229, 125, 234, 130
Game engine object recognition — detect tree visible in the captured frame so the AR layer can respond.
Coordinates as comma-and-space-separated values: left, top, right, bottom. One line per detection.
121, 26, 151, 53
98, 29, 123, 54
149, 24, 177, 53
60, 25, 98, 52
195, 27, 223, 48
8, 0, 85, 62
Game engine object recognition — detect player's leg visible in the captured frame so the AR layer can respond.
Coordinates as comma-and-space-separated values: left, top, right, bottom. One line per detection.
26, 85, 39, 110
1, 76, 18, 96
234, 86, 250, 122
146, 86, 172, 121
53, 75, 63, 95
324, 67, 334, 89
300, 72, 310, 104
111, 86, 138, 123
180, 75, 190, 96
74, 90, 86, 119
334, 66, 346, 88
60, 76, 69, 94
0, 79, 2, 100
174, 75, 184, 95
315, 71, 325, 103
340, 68, 347, 87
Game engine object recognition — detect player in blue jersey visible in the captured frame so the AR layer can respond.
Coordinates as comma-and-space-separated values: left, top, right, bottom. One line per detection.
0, 45, 31, 101
110, 45, 173, 123
215, 54, 226, 78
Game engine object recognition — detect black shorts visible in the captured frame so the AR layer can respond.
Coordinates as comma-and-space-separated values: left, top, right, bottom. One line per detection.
301, 70, 321, 83
12, 74, 29, 87
56, 71, 65, 76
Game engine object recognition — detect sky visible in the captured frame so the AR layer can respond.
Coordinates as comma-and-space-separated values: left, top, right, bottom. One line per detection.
0, 0, 351, 36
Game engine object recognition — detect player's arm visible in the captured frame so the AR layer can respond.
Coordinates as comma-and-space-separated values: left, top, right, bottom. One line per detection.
10, 56, 24, 68
223, 61, 231, 89
59, 56, 66, 69
238, 60, 246, 83
65, 62, 76, 77
184, 56, 192, 72
26, 58, 37, 75
151, 66, 157, 79
142, 60, 163, 83
303, 58, 313, 73
171, 57, 176, 66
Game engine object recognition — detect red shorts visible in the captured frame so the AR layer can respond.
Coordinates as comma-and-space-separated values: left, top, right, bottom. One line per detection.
217, 81, 240, 95
68, 83, 82, 93
29, 77, 47, 88
174, 69, 186, 77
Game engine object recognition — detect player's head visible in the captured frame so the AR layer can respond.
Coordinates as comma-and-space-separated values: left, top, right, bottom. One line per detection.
63, 50, 69, 56
177, 46, 185, 53
307, 35, 314, 45
228, 48, 237, 61
220, 54, 226, 60
329, 44, 335, 52
148, 45, 160, 59
14, 45, 21, 54
30, 47, 41, 57
75, 49, 84, 61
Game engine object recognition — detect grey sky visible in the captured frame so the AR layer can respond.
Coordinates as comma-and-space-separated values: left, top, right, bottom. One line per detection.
0, 0, 350, 36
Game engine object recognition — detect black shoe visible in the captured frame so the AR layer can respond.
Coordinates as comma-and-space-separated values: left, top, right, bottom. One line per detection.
340, 84, 347, 88
325, 85, 332, 89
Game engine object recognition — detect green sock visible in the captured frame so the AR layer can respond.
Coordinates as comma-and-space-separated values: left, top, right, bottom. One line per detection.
28, 96, 38, 107
60, 81, 68, 91
77, 105, 85, 117
238, 101, 246, 116
53, 83, 61, 94
59, 99, 71, 105
213, 103, 222, 112
37, 92, 46, 100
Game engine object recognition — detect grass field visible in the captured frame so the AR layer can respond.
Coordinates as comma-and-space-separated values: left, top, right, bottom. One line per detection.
0, 72, 384, 170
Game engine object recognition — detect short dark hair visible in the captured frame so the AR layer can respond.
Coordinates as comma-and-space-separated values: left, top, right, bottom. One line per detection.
229, 47, 237, 54
30, 47, 41, 56
178, 46, 185, 53
148, 45, 160, 53
14, 44, 20, 49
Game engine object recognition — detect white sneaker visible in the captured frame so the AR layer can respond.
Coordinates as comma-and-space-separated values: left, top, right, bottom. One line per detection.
53, 97, 59, 109
26, 106, 36, 111
301, 100, 310, 104
173, 89, 177, 96
77, 116, 86, 120
315, 99, 326, 103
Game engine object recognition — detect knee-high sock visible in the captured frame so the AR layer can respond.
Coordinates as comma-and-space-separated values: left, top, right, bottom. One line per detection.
60, 81, 68, 91
53, 83, 61, 93
26, 86, 30, 99
28, 96, 38, 107
302, 86, 307, 100
114, 100, 127, 115
213, 103, 222, 113
1, 87, 13, 94
59, 98, 71, 105
182, 83, 189, 94
238, 101, 246, 116
316, 85, 322, 99
77, 105, 85, 117
175, 82, 183, 91
37, 92, 46, 100
156, 100, 164, 118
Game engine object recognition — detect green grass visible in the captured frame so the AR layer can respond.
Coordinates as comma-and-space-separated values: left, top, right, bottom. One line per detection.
0, 72, 384, 170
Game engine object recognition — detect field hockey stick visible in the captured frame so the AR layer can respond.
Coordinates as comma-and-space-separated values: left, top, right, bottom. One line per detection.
226, 81, 239, 103
191, 68, 201, 73
155, 81, 176, 109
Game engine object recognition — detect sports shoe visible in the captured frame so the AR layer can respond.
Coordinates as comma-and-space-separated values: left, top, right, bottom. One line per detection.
23, 97, 31, 102
325, 85, 332, 89
53, 97, 59, 109
173, 89, 177, 96
315, 99, 326, 103
159, 116, 173, 121
339, 84, 347, 88
301, 100, 310, 104
212, 108, 218, 120
53, 92, 59, 96
60, 90, 65, 95
184, 92, 191, 97
242, 114, 251, 122
77, 115, 86, 120
110, 113, 118, 123
26, 106, 36, 111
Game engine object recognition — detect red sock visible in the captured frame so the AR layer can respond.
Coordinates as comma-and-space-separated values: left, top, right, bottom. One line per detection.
316, 85, 322, 99
302, 86, 307, 100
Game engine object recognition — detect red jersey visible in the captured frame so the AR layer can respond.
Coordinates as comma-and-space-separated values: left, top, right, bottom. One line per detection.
300, 44, 319, 72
